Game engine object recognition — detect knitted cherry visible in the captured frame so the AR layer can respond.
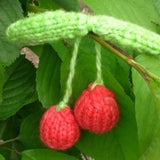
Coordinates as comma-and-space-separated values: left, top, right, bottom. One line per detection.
74, 82, 119, 133
40, 37, 81, 150
40, 105, 80, 150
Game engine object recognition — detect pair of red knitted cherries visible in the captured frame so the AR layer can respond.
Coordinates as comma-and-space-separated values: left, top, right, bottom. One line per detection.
40, 39, 119, 150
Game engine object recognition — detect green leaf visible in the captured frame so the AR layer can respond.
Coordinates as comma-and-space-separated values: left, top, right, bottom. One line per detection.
54, 0, 80, 11
134, 54, 160, 116
19, 109, 45, 149
36, 44, 61, 108
22, 149, 79, 160
23, 91, 38, 106
38, 0, 60, 10
149, 80, 160, 117
152, 0, 160, 16
132, 70, 159, 153
17, 101, 43, 120
140, 131, 160, 160
0, 56, 36, 120
114, 59, 132, 98
135, 54, 160, 76
61, 37, 140, 160
29, 45, 44, 57
0, 61, 4, 104
82, 0, 160, 32
0, 154, 5, 160
62, 147, 82, 160
132, 54, 160, 159
51, 40, 70, 61
0, 120, 8, 138
0, 0, 23, 66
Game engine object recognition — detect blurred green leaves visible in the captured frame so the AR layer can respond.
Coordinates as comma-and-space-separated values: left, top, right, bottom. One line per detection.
0, 56, 36, 120
0, 0, 23, 66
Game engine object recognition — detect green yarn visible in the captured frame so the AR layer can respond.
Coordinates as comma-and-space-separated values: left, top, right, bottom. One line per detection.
88, 15, 160, 55
7, 10, 88, 45
56, 37, 81, 111
92, 42, 104, 89
6, 10, 160, 55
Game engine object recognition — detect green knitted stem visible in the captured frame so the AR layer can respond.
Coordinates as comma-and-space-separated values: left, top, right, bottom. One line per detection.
88, 15, 160, 55
6, 10, 160, 55
56, 37, 81, 111
92, 42, 104, 89
7, 10, 88, 45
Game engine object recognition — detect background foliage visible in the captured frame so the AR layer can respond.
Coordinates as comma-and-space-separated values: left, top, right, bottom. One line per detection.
0, 0, 160, 160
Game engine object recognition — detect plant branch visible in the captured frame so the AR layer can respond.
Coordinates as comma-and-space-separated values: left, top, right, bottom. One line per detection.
89, 32, 160, 82
0, 137, 18, 146
0, 145, 21, 155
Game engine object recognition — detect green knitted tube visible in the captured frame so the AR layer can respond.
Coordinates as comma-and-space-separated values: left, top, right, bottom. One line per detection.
6, 10, 160, 55
88, 15, 160, 55
7, 10, 88, 45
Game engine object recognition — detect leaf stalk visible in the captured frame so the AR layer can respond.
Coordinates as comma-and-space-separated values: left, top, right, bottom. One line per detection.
0, 137, 18, 146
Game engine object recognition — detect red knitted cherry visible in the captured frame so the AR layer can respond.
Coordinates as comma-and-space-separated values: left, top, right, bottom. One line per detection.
40, 105, 80, 150
74, 82, 119, 133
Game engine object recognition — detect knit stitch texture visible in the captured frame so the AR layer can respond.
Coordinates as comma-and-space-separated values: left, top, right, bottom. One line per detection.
88, 15, 160, 55
6, 10, 160, 55
7, 10, 88, 45
74, 82, 119, 133
40, 105, 80, 150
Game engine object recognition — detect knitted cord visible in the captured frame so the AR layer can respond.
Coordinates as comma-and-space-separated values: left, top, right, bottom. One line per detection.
56, 37, 81, 111
6, 10, 160, 55
92, 42, 104, 89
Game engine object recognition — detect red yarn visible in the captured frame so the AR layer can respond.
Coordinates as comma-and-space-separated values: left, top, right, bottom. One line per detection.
74, 82, 119, 133
40, 105, 80, 150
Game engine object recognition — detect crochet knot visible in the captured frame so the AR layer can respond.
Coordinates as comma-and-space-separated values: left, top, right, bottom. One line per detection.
40, 105, 80, 150
74, 82, 119, 133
